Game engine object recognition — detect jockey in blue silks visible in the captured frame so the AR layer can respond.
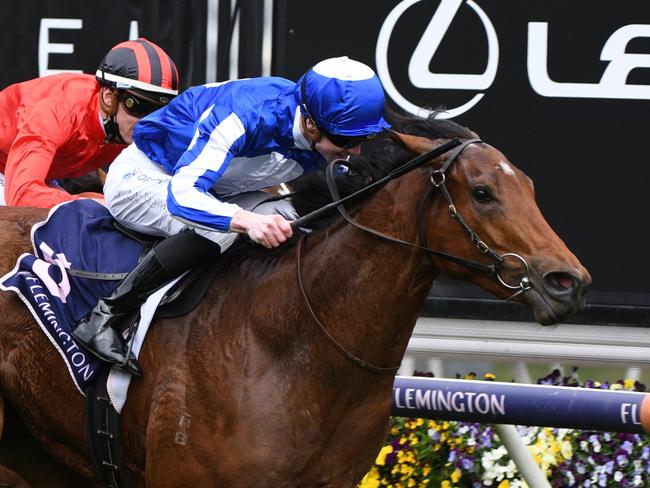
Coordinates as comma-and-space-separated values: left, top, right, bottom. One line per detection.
72, 56, 390, 375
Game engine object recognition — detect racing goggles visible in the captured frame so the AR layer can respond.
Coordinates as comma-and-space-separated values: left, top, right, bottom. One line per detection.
323, 130, 377, 149
119, 92, 165, 118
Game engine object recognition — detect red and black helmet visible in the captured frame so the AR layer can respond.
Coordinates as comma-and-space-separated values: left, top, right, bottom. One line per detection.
96, 38, 179, 104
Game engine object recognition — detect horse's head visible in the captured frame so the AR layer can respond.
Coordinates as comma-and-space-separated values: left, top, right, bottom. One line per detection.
397, 132, 591, 325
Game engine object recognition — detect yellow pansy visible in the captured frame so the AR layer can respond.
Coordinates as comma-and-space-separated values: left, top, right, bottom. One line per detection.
358, 468, 381, 488
400, 464, 414, 478
376, 445, 393, 466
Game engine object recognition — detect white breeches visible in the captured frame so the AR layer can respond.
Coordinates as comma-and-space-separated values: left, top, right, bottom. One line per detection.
103, 144, 297, 253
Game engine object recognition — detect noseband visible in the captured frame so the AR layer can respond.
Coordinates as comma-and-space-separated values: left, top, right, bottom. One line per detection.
295, 138, 534, 373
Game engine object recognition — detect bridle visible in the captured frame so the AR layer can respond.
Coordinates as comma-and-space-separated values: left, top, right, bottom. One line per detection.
295, 137, 534, 373
416, 139, 532, 298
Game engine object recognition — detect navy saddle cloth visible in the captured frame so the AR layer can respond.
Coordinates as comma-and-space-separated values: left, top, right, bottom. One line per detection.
0, 200, 221, 391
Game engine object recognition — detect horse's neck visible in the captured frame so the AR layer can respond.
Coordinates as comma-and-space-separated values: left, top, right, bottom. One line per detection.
183, 173, 437, 381
300, 174, 437, 370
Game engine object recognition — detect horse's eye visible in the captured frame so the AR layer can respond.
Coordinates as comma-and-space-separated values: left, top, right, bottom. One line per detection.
472, 186, 493, 203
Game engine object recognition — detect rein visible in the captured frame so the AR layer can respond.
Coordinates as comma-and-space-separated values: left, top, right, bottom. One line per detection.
294, 140, 463, 374
296, 236, 400, 374
295, 137, 534, 374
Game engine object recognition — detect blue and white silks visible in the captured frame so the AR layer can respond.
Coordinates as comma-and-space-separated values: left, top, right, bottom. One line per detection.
134, 78, 325, 232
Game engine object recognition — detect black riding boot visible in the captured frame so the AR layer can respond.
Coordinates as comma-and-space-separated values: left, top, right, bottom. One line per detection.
72, 231, 221, 376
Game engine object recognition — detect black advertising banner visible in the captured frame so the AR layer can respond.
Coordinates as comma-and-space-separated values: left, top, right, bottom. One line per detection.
1, 0, 648, 321
273, 0, 650, 321
0, 0, 208, 90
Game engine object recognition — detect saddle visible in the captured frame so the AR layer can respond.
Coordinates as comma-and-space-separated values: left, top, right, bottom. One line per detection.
111, 221, 227, 320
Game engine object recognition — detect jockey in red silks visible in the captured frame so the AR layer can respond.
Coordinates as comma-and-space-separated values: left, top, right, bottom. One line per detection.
0, 38, 179, 208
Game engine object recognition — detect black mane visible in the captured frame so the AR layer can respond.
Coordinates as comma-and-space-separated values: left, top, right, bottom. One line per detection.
289, 111, 474, 226
231, 111, 475, 260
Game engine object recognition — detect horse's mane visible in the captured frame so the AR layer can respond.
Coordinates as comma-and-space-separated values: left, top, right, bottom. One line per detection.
230, 111, 474, 262
290, 110, 474, 224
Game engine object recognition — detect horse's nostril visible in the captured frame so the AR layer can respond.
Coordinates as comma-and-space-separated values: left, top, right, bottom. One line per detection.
545, 272, 576, 293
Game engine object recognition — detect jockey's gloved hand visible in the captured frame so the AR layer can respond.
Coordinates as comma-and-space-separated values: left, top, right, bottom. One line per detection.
229, 210, 293, 248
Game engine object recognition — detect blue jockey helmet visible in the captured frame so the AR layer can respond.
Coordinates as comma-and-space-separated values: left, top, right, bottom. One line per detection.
296, 57, 391, 137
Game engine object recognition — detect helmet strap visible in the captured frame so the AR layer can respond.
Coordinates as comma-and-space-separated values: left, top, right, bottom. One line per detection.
99, 89, 125, 144
300, 74, 321, 151
301, 115, 322, 151
104, 118, 126, 144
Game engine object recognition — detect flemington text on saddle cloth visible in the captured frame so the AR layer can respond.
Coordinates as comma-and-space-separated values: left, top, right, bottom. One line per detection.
0, 200, 165, 409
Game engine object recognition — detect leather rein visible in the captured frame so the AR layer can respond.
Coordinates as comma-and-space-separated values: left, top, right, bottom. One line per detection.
295, 138, 533, 374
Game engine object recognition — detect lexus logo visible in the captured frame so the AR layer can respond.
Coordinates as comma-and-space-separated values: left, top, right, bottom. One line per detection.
377, 0, 650, 119
376, 0, 499, 119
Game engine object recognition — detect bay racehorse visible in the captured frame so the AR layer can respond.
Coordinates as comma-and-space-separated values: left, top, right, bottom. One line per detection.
0, 114, 590, 487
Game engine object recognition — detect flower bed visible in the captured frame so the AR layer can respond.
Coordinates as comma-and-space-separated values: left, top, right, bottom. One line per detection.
358, 369, 649, 488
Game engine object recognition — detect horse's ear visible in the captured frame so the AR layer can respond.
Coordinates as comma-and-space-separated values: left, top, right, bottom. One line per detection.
388, 130, 437, 155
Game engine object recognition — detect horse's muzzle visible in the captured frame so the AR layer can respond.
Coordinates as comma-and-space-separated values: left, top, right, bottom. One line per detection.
529, 267, 591, 325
